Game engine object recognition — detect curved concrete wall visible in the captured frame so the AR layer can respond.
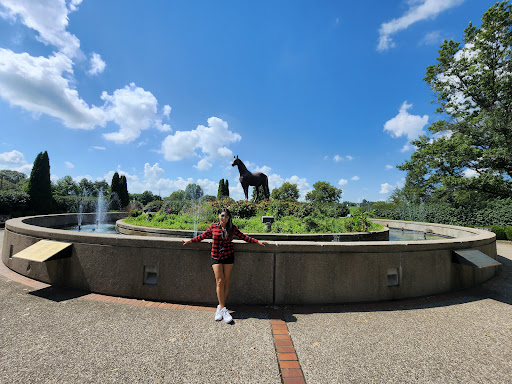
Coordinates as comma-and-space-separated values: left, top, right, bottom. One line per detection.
1, 214, 498, 305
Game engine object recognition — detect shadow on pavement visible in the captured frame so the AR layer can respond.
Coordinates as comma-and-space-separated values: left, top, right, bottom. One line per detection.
28, 286, 89, 302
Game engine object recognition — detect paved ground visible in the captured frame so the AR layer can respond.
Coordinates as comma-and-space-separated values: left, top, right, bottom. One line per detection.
1, 229, 511, 383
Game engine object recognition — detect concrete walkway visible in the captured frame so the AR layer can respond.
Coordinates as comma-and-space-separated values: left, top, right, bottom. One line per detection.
1, 229, 511, 383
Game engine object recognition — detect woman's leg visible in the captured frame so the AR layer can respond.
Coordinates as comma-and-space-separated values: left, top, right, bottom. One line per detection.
222, 263, 234, 303
212, 264, 226, 308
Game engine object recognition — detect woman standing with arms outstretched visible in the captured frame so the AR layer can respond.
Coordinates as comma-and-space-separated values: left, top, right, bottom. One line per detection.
183, 207, 267, 323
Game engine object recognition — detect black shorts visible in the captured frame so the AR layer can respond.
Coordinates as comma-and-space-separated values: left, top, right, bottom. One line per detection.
211, 254, 235, 265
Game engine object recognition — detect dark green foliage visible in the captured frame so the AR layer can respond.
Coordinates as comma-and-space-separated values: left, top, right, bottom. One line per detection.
54, 195, 97, 213
399, 2, 512, 202
168, 190, 186, 201
303, 216, 318, 232
110, 172, 121, 201
27, 151, 54, 213
271, 182, 299, 202
251, 185, 267, 203
306, 181, 342, 204
131, 209, 142, 217
491, 226, 507, 240
505, 226, 512, 240
145, 200, 164, 212
132, 190, 160, 205
230, 201, 257, 219
0, 170, 27, 191
373, 198, 512, 227
119, 175, 130, 207
0, 190, 30, 215
161, 199, 187, 214
217, 179, 230, 199
53, 176, 79, 196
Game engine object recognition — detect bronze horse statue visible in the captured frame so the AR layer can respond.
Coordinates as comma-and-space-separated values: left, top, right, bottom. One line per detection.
232, 156, 270, 201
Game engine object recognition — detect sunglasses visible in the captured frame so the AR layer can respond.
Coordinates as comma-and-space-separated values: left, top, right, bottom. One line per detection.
220, 214, 230, 218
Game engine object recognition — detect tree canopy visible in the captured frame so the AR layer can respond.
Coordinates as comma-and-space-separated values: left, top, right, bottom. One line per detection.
399, 1, 512, 203
271, 182, 300, 202
305, 181, 342, 204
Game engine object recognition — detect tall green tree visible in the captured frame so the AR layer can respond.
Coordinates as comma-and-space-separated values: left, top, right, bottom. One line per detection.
27, 151, 53, 213
110, 172, 121, 199
305, 181, 342, 204
271, 182, 300, 202
217, 179, 226, 199
119, 175, 130, 207
53, 176, 78, 196
399, 1, 512, 203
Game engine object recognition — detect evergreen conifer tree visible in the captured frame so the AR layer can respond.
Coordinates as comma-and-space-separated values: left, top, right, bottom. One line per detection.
119, 175, 130, 207
217, 179, 225, 199
110, 172, 121, 201
27, 151, 53, 213
224, 180, 229, 197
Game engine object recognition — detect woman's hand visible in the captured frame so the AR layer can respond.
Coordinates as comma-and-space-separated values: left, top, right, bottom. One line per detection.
257, 240, 268, 246
182, 239, 192, 246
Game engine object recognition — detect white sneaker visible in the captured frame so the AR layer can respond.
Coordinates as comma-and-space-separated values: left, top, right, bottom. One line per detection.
220, 307, 232, 323
215, 305, 222, 321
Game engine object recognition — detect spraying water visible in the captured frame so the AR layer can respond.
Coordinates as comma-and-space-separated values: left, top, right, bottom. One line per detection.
96, 188, 108, 226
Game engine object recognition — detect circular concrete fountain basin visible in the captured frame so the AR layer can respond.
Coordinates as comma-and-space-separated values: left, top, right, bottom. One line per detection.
1, 214, 498, 305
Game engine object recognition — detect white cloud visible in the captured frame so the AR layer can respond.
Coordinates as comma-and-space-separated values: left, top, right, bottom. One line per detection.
102, 83, 163, 143
332, 154, 353, 162
420, 30, 443, 46
463, 168, 478, 178
88, 52, 105, 75
0, 0, 82, 57
286, 175, 311, 201
385, 164, 394, 170
65, 161, 74, 169
380, 178, 405, 194
384, 101, 428, 140
377, 0, 465, 51
401, 142, 415, 152
194, 158, 212, 171
380, 183, 394, 194
0, 149, 32, 173
161, 117, 241, 164
0, 49, 107, 129
338, 179, 348, 186
0, 3, 172, 145
91, 146, 106, 150
351, 176, 359, 181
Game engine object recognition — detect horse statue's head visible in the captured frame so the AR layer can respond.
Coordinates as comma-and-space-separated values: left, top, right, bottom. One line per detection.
231, 155, 241, 167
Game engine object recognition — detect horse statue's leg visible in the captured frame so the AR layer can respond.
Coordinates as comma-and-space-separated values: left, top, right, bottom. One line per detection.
243, 183, 249, 201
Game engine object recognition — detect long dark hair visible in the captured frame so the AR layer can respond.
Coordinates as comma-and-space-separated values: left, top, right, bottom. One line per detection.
220, 207, 234, 240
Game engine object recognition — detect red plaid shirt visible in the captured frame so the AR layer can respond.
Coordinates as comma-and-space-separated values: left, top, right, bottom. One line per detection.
191, 222, 257, 259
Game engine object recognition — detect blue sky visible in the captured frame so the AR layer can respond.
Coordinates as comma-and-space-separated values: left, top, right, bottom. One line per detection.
0, 0, 499, 202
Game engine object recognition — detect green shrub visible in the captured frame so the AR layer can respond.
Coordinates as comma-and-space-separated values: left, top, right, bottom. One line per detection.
0, 190, 30, 215
130, 209, 142, 217
491, 225, 507, 240
145, 200, 164, 212
505, 226, 512, 241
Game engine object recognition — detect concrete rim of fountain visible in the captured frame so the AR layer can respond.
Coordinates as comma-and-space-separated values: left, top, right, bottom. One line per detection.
1, 213, 498, 306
